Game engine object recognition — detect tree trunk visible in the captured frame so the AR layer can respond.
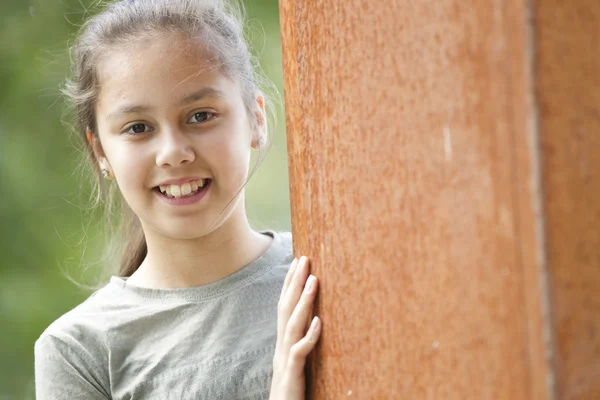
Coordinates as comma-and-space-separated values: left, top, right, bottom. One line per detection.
279, 0, 600, 398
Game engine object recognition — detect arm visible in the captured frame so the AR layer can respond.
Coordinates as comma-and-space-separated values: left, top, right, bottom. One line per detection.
269, 256, 321, 400
35, 333, 111, 400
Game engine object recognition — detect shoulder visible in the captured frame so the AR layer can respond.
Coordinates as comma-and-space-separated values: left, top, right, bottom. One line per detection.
274, 230, 293, 255
266, 230, 294, 268
253, 231, 294, 292
35, 284, 119, 360
35, 287, 115, 398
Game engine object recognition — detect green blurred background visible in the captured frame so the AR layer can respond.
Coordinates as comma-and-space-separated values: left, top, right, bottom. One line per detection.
0, 1, 289, 398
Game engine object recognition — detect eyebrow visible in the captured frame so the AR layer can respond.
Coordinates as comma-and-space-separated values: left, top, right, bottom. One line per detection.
107, 105, 151, 121
181, 87, 227, 105
106, 87, 227, 121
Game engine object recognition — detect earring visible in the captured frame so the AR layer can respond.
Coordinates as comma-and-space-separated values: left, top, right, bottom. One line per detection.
253, 135, 267, 149
101, 168, 110, 179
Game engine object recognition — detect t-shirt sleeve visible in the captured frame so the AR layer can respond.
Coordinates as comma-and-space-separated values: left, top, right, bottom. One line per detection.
35, 333, 111, 400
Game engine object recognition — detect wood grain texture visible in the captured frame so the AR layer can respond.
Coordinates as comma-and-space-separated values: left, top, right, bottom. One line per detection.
533, 0, 600, 398
279, 0, 598, 399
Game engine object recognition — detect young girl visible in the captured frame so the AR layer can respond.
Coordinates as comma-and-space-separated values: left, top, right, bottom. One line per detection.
34, 0, 321, 399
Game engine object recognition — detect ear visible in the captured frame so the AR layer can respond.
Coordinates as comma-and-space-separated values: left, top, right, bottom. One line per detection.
251, 94, 267, 149
86, 129, 111, 173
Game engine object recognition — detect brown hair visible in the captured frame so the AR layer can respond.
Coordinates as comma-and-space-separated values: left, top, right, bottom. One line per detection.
63, 0, 275, 280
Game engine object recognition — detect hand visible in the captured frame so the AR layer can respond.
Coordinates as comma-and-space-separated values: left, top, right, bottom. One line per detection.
270, 256, 321, 400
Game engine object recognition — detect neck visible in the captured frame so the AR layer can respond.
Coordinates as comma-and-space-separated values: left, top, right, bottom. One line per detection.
128, 207, 272, 289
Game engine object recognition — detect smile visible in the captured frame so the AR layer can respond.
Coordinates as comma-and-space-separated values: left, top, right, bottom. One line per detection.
154, 179, 212, 205
158, 179, 209, 198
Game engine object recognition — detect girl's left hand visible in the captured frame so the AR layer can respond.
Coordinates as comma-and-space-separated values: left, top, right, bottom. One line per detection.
269, 256, 321, 400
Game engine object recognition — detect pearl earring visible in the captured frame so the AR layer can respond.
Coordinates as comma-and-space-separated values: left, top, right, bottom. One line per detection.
256, 135, 267, 148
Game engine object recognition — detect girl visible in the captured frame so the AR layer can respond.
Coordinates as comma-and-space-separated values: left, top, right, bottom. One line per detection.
34, 0, 321, 399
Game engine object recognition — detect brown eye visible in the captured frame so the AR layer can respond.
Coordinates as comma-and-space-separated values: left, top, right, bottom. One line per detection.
187, 111, 215, 124
124, 123, 152, 135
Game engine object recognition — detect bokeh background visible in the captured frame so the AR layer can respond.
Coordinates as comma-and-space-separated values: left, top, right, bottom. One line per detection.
0, 1, 289, 398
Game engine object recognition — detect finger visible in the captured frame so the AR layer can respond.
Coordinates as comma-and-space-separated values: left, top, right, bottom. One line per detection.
278, 257, 310, 335
279, 257, 299, 303
286, 316, 321, 378
284, 275, 318, 348
276, 257, 299, 342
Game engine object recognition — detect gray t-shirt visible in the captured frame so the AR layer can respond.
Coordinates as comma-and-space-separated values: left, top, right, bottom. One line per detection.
35, 231, 293, 400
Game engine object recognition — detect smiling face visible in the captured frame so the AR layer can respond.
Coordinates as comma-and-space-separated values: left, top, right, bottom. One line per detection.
91, 33, 262, 240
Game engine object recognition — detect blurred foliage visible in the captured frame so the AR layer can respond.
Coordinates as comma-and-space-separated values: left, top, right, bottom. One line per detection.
0, 0, 289, 398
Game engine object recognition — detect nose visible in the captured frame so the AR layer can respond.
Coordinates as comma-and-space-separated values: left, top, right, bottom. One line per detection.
155, 127, 196, 168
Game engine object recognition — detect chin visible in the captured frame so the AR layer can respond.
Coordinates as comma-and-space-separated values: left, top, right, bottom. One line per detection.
160, 225, 215, 240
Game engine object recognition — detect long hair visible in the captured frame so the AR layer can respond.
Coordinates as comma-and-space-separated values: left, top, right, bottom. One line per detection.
63, 0, 276, 281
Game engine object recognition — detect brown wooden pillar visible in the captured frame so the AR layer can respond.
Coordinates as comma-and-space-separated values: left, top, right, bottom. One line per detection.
279, 0, 600, 399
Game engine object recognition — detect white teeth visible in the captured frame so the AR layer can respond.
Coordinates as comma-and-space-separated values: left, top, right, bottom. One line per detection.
170, 185, 181, 198
181, 182, 192, 196
158, 180, 208, 198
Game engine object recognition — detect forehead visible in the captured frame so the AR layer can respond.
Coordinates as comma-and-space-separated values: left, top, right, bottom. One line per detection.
95, 33, 239, 108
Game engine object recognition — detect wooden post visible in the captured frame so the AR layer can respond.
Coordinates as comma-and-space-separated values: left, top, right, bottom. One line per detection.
279, 0, 600, 399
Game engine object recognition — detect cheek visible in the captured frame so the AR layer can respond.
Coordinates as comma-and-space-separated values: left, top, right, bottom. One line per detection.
104, 141, 150, 190
208, 123, 252, 173
205, 143, 250, 191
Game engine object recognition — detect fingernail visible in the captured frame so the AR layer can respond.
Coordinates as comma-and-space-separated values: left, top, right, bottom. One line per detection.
310, 316, 320, 333
305, 275, 316, 292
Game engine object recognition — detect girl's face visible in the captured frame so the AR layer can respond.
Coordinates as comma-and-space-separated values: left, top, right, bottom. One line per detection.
92, 33, 261, 240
